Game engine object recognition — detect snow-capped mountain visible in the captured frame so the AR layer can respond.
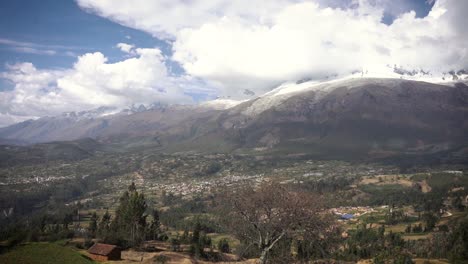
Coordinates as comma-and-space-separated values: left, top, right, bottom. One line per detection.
61, 106, 121, 120
1, 77, 467, 162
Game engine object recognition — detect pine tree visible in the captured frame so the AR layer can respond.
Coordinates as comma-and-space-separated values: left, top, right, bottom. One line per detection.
62, 213, 73, 229
190, 222, 204, 258
192, 222, 201, 244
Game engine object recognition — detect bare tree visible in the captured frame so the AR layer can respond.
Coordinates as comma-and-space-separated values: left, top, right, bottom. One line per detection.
221, 182, 334, 264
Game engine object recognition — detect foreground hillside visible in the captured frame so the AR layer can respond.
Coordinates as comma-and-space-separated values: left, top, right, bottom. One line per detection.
0, 243, 95, 264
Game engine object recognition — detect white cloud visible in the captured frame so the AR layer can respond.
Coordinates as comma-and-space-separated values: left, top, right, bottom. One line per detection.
0, 38, 81, 57
12, 47, 57, 55
116, 42, 135, 54
57, 48, 193, 106
0, 47, 200, 127
76, 0, 297, 39
77, 0, 468, 98
172, 0, 468, 96
0, 113, 37, 128
0, 63, 67, 126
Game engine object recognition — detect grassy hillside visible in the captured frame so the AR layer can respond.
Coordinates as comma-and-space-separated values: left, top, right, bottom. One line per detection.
0, 243, 95, 264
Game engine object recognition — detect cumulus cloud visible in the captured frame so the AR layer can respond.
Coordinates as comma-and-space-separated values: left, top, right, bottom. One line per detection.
76, 0, 297, 39
0, 47, 199, 127
57, 48, 194, 106
0, 63, 66, 117
76, 0, 468, 98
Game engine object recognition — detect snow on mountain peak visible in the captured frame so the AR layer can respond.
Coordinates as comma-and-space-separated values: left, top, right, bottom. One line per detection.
61, 106, 120, 120
241, 76, 417, 117
200, 99, 245, 110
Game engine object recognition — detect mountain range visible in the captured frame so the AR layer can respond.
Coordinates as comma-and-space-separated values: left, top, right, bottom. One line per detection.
1, 77, 467, 162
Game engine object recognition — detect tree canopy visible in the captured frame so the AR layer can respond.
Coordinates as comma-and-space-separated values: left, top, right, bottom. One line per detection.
221, 182, 336, 264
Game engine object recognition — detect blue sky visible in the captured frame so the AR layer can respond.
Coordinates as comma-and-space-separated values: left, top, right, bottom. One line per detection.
380, 0, 434, 24
1, 0, 466, 127
0, 0, 176, 76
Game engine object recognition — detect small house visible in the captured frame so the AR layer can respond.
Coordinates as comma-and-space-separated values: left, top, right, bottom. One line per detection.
87, 243, 121, 262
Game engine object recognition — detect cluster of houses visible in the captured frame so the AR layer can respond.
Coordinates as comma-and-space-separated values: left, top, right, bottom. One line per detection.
149, 174, 265, 196
0, 174, 69, 186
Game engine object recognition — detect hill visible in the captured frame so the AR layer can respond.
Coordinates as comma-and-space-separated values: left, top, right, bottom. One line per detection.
0, 138, 101, 167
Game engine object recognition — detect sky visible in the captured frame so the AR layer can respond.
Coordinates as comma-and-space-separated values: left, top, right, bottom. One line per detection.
0, 0, 467, 127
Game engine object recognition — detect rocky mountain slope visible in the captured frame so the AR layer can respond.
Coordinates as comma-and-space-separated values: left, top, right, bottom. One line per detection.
207, 78, 468, 159
0, 104, 223, 144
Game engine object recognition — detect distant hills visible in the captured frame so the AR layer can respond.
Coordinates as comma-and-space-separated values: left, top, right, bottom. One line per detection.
1, 78, 467, 162
0, 138, 100, 167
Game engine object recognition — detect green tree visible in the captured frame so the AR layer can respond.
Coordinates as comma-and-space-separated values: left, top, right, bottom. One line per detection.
88, 212, 98, 238
405, 224, 412, 233
147, 209, 161, 240
97, 210, 111, 240
62, 213, 73, 229
452, 196, 466, 212
449, 218, 468, 262
422, 212, 438, 232
111, 183, 148, 247
192, 222, 201, 244
170, 237, 181, 252
189, 222, 204, 258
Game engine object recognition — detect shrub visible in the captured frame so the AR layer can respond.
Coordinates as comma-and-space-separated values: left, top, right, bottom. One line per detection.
170, 238, 180, 252
217, 238, 230, 253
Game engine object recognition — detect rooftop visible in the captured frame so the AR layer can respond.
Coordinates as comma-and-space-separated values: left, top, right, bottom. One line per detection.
87, 243, 119, 256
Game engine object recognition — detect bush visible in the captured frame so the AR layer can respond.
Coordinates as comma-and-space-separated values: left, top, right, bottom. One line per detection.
84, 238, 94, 249
189, 243, 204, 258
158, 233, 169, 241
170, 238, 180, 252
217, 238, 230, 253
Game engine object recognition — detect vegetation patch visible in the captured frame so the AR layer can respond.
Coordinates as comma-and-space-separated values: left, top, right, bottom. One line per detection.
0, 243, 95, 264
